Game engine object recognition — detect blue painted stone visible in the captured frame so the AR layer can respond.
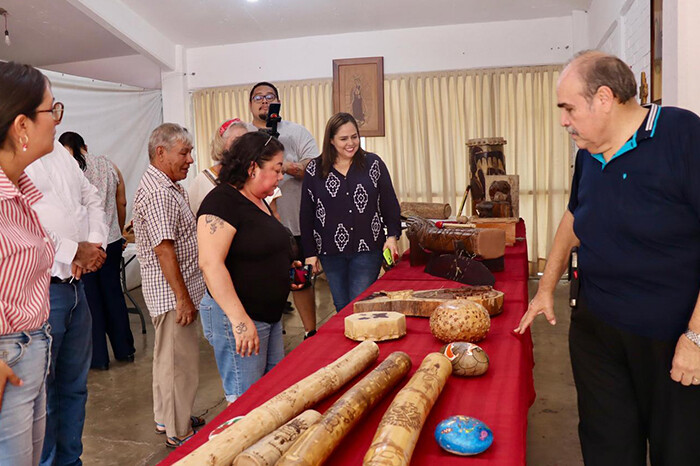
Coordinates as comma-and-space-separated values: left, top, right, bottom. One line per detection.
434, 415, 493, 456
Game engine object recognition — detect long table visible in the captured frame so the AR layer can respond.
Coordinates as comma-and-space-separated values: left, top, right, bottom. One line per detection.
161, 220, 534, 465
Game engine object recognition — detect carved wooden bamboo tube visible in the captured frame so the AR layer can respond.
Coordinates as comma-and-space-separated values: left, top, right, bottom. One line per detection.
400, 202, 452, 219
232, 410, 321, 466
277, 352, 413, 466
363, 352, 453, 466
174, 340, 380, 466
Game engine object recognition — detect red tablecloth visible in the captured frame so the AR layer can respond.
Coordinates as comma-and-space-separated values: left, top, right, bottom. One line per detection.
161, 221, 534, 465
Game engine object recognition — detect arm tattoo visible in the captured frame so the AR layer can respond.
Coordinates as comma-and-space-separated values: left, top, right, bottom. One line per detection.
205, 215, 225, 234
235, 322, 247, 334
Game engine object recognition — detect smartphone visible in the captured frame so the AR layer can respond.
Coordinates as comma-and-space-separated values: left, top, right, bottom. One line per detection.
289, 264, 313, 289
382, 248, 395, 270
267, 103, 281, 122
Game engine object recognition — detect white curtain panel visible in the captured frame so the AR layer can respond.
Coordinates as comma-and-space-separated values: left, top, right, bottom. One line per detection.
43, 69, 163, 220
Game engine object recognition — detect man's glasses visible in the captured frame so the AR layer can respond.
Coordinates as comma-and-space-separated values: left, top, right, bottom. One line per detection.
251, 93, 277, 103
36, 102, 64, 122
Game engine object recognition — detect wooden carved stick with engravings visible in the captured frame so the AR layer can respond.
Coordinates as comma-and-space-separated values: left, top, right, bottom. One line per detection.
175, 341, 380, 466
456, 185, 471, 222
363, 353, 453, 466
277, 352, 412, 466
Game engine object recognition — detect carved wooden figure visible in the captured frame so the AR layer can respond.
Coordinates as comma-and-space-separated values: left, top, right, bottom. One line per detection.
405, 216, 505, 261
363, 353, 453, 465
277, 352, 412, 466
174, 341, 380, 466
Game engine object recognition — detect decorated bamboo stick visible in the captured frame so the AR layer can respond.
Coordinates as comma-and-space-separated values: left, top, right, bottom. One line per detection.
232, 410, 321, 466
400, 202, 452, 219
174, 340, 380, 466
363, 352, 453, 466
277, 352, 413, 466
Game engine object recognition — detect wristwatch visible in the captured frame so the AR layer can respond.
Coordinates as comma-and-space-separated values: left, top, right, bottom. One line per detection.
684, 329, 700, 349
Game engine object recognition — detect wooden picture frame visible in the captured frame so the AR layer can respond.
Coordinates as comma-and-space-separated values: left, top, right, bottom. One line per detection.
650, 0, 662, 104
333, 57, 385, 137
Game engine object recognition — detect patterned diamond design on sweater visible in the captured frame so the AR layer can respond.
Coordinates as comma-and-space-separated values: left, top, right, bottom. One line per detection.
335, 224, 349, 252
369, 160, 380, 188
325, 172, 341, 197
358, 239, 370, 252
371, 212, 381, 241
316, 199, 326, 227
307, 189, 314, 203
314, 230, 322, 254
307, 159, 316, 176
353, 184, 368, 213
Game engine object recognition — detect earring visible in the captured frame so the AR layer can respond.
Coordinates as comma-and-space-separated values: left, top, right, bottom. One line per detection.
19, 135, 29, 152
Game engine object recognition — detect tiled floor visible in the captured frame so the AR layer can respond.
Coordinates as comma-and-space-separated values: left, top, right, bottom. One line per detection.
80, 277, 582, 465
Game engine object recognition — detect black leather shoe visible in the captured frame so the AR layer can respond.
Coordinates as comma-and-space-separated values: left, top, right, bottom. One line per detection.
116, 353, 135, 363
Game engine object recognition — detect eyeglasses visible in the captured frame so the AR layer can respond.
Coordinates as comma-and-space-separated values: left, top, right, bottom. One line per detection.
36, 102, 64, 122
251, 93, 277, 103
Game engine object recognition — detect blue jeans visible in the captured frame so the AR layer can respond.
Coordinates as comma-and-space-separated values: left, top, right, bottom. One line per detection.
82, 240, 135, 366
199, 292, 284, 402
320, 250, 383, 312
0, 324, 52, 466
40, 282, 92, 466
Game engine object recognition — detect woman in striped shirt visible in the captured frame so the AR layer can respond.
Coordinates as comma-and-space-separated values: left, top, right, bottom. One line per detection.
0, 62, 61, 465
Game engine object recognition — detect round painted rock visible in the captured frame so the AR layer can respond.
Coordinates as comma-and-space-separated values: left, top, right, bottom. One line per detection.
429, 299, 490, 343
440, 342, 490, 376
435, 415, 493, 456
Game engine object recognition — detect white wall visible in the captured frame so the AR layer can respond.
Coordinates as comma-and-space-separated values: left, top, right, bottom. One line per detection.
587, 0, 651, 102
185, 16, 574, 90
45, 54, 163, 90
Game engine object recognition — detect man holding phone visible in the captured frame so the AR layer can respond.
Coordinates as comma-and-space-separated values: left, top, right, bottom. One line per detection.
248, 82, 319, 338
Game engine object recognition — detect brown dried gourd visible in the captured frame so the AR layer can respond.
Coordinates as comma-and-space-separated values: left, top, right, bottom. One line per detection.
429, 299, 490, 343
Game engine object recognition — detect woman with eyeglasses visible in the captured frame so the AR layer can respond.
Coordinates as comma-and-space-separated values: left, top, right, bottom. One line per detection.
188, 118, 282, 219
0, 62, 61, 465
59, 131, 135, 371
300, 112, 402, 312
196, 132, 304, 403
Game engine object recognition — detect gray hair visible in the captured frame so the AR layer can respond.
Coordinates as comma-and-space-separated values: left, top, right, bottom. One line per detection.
148, 123, 193, 161
210, 121, 249, 162
568, 50, 637, 104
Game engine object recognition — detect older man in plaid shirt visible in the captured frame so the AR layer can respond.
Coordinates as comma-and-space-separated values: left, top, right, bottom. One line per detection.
132, 123, 206, 448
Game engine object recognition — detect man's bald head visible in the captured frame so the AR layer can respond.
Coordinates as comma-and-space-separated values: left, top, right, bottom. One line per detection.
564, 50, 638, 104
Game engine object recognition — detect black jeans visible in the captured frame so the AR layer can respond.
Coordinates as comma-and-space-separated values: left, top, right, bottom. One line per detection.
82, 239, 135, 365
569, 294, 700, 466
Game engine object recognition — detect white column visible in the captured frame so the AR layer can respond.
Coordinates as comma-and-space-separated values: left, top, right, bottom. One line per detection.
161, 45, 189, 127
663, 0, 700, 114
571, 10, 590, 54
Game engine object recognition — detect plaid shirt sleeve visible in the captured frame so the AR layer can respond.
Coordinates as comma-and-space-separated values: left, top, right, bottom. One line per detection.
139, 189, 180, 250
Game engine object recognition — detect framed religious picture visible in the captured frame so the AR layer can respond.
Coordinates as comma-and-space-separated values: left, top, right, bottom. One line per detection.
650, 0, 662, 104
333, 57, 385, 137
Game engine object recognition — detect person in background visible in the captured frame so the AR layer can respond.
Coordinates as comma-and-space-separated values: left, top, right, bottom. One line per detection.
0, 61, 59, 466
25, 103, 108, 466
132, 123, 206, 448
59, 131, 135, 370
300, 112, 401, 312
198, 132, 303, 403
248, 82, 317, 337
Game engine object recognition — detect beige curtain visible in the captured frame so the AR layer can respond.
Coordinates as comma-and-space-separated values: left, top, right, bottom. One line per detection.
191, 79, 333, 171
191, 65, 571, 271
364, 66, 572, 270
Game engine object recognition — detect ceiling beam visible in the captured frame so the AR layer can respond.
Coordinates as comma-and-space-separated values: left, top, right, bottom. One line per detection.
65, 0, 177, 71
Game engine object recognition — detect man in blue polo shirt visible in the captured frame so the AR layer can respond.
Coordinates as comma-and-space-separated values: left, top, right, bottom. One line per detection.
516, 50, 700, 465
